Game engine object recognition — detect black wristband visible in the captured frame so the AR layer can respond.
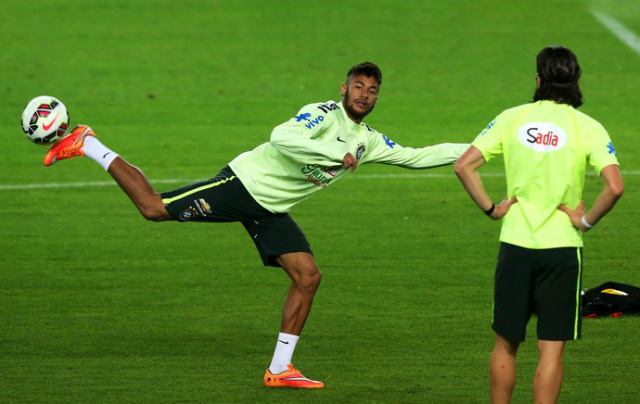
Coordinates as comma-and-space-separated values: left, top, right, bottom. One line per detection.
484, 203, 496, 216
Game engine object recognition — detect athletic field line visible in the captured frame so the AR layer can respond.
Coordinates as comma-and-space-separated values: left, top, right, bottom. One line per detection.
1, 170, 639, 191
591, 11, 640, 56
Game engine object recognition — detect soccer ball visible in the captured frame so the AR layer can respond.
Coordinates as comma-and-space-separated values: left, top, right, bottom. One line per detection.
21, 95, 70, 145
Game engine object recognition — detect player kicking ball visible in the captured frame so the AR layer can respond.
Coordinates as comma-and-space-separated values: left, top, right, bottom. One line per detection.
44, 62, 469, 388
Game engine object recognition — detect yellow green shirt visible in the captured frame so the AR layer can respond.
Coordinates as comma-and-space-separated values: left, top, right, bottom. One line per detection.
473, 100, 619, 248
229, 99, 469, 213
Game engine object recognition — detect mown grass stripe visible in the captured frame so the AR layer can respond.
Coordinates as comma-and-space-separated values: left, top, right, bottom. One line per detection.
592, 11, 640, 56
2, 170, 639, 191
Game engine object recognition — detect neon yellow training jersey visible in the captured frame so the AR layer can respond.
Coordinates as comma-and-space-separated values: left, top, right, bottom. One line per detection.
229, 99, 469, 213
473, 100, 619, 248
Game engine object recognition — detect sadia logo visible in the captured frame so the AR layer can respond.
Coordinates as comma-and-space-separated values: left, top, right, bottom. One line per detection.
518, 122, 567, 152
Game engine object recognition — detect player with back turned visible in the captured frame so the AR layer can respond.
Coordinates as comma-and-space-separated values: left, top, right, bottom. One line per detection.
43, 62, 469, 388
455, 46, 623, 404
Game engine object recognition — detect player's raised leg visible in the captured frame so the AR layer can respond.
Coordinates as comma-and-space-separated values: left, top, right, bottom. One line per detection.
263, 252, 324, 388
107, 159, 170, 221
44, 125, 170, 222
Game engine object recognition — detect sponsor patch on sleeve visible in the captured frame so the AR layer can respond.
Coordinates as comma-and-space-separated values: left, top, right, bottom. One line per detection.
381, 134, 397, 149
478, 120, 496, 138
294, 112, 325, 130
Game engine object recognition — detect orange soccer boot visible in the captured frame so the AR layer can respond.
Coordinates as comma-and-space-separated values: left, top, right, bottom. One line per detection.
43, 125, 96, 166
264, 364, 324, 388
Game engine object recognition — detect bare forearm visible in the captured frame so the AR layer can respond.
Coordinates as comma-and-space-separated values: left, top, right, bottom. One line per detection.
559, 165, 623, 231
456, 168, 493, 212
585, 165, 624, 227
585, 187, 623, 226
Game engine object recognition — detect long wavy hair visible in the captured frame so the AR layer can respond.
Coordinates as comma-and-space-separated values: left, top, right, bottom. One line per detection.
533, 46, 583, 108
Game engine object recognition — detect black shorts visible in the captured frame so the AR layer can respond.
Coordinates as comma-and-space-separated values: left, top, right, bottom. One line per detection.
492, 242, 583, 342
160, 166, 313, 267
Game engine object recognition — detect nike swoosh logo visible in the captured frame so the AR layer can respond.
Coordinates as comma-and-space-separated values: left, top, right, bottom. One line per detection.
103, 152, 112, 159
42, 112, 60, 131
337, 137, 346, 143
278, 340, 290, 344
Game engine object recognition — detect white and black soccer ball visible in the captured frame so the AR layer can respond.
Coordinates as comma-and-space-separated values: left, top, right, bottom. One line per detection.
21, 95, 70, 145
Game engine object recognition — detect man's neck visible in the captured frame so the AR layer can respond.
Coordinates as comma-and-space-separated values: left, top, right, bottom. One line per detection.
341, 98, 362, 124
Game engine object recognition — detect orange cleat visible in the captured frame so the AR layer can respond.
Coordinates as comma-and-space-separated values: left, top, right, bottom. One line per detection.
264, 364, 324, 388
44, 125, 96, 166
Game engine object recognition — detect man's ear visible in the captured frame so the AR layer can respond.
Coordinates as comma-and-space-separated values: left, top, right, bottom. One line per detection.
341, 82, 347, 96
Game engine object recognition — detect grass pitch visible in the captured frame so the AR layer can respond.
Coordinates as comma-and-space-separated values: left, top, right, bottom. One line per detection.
1, 1, 639, 403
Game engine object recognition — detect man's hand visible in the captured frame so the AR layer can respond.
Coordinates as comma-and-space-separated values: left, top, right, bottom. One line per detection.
558, 201, 589, 232
489, 197, 518, 220
343, 153, 358, 172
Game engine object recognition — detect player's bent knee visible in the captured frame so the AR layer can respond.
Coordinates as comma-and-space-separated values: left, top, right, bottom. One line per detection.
138, 205, 170, 222
297, 267, 322, 293
278, 253, 323, 293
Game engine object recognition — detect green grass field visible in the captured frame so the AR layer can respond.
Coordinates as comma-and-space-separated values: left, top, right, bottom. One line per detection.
2, 1, 639, 403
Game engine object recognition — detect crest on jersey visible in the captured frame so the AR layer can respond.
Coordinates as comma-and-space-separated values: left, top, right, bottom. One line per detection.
179, 207, 198, 221
356, 143, 366, 160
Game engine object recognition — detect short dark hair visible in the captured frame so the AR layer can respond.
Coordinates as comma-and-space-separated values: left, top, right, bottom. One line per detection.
533, 46, 583, 108
346, 61, 382, 86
